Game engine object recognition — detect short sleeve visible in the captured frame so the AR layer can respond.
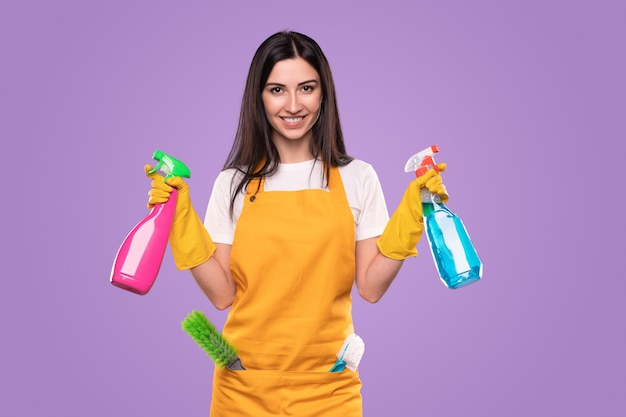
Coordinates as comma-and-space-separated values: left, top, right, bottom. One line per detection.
339, 160, 390, 241
354, 163, 389, 241
203, 169, 242, 245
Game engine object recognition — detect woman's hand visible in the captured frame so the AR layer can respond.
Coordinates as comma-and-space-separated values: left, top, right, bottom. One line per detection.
416, 162, 448, 203
144, 163, 216, 270
146, 164, 191, 215
376, 163, 449, 260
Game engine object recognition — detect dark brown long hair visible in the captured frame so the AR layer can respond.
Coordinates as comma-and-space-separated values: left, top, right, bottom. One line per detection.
223, 31, 353, 216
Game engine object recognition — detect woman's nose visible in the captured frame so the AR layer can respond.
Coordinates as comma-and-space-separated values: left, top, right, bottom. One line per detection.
285, 93, 302, 113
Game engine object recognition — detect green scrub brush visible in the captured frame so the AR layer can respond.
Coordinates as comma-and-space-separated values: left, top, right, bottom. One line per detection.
181, 310, 245, 370
329, 333, 365, 372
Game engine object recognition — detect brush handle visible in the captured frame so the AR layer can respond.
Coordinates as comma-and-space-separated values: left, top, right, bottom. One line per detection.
328, 359, 347, 372
227, 357, 246, 370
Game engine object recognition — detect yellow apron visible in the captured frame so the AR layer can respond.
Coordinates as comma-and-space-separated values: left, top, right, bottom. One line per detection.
209, 166, 362, 416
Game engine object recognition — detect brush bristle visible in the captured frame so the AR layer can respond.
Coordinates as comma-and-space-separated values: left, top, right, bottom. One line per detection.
337, 333, 365, 371
181, 310, 238, 367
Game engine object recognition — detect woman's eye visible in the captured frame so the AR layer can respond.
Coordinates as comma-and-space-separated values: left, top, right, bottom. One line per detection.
301, 85, 314, 92
270, 87, 283, 94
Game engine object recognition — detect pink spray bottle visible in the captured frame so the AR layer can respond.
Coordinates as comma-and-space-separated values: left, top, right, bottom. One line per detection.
110, 150, 191, 295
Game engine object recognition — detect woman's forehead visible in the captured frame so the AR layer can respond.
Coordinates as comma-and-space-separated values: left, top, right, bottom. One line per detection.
266, 58, 320, 85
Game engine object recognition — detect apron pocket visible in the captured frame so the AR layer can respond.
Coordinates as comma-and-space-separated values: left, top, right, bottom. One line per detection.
210, 367, 362, 417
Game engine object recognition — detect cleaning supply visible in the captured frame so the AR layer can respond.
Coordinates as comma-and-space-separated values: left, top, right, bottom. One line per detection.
404, 145, 483, 289
110, 150, 191, 295
182, 310, 245, 370
376, 154, 448, 261
149, 165, 216, 271
329, 333, 365, 372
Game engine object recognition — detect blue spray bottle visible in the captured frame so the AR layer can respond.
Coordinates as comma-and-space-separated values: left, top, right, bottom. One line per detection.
404, 145, 483, 289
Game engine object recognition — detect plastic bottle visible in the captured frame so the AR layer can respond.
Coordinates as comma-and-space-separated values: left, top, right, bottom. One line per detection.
404, 145, 483, 289
110, 150, 191, 295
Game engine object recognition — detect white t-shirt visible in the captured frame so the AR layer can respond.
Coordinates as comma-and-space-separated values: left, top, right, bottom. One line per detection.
204, 159, 390, 244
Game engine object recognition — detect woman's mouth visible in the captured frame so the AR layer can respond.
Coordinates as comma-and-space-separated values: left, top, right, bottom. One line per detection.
281, 116, 304, 126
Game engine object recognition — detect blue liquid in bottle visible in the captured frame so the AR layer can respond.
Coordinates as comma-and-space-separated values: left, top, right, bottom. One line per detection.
423, 201, 482, 289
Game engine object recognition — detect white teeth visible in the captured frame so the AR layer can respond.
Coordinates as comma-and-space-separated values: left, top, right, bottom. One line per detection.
283, 117, 303, 123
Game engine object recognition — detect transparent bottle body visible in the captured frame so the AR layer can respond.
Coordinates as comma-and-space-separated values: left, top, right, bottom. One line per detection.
422, 201, 482, 289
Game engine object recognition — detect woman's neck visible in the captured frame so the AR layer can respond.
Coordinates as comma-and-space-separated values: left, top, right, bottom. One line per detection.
273, 138, 315, 164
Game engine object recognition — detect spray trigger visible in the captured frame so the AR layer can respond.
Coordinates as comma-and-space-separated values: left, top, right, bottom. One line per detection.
404, 144, 441, 177
149, 150, 191, 182
148, 161, 164, 175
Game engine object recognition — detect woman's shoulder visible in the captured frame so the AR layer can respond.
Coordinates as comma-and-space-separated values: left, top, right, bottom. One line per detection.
338, 159, 383, 197
211, 168, 247, 196
215, 167, 244, 183
339, 158, 378, 178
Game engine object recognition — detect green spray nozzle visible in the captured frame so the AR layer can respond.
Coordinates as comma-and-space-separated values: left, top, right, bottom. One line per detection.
149, 150, 191, 181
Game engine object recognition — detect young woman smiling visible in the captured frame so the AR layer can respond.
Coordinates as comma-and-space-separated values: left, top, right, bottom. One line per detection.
146, 31, 448, 416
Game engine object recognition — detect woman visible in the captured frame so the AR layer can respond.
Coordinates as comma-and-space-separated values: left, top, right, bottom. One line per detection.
147, 31, 447, 416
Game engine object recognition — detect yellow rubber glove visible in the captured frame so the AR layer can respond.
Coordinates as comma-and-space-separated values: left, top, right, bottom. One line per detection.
377, 163, 448, 260
146, 164, 216, 270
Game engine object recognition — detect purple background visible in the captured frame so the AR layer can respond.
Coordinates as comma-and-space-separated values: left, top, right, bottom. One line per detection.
2, 1, 624, 416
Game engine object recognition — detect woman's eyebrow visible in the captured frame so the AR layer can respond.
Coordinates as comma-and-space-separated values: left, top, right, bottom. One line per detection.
265, 79, 319, 87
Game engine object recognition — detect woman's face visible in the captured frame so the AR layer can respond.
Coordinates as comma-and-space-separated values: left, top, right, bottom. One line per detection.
262, 57, 322, 151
